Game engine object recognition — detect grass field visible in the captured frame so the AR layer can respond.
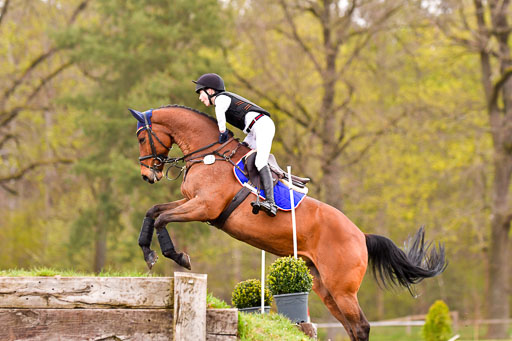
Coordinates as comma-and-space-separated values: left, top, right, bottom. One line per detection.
318, 325, 512, 341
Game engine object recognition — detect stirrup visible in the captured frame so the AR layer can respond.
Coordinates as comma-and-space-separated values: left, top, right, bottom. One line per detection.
251, 201, 261, 215
259, 200, 277, 217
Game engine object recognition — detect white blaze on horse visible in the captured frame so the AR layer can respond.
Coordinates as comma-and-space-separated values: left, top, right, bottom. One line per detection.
130, 105, 447, 341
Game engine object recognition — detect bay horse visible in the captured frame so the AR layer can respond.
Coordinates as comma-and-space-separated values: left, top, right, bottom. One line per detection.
130, 105, 446, 341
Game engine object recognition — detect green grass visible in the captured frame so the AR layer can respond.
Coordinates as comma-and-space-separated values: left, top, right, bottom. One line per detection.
238, 312, 313, 341
0, 267, 148, 277
318, 325, 512, 341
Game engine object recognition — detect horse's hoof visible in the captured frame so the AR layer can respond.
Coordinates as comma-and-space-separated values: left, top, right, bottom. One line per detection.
178, 252, 192, 270
145, 250, 158, 270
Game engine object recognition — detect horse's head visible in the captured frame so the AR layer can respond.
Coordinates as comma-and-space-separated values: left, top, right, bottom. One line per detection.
129, 108, 173, 184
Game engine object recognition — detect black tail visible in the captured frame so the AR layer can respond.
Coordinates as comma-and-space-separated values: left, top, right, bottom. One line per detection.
365, 226, 447, 294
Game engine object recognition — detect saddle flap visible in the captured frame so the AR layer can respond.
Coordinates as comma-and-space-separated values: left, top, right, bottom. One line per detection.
243, 152, 310, 189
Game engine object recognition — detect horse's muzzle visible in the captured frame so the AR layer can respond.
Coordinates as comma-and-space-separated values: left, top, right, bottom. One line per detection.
142, 170, 162, 183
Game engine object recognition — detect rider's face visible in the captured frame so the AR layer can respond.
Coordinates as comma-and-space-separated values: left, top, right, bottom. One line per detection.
198, 89, 214, 106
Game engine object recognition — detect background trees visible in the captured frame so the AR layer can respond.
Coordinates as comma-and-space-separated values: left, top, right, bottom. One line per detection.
0, 0, 510, 337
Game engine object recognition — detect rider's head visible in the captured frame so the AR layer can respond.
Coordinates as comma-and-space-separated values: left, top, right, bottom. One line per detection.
193, 73, 225, 106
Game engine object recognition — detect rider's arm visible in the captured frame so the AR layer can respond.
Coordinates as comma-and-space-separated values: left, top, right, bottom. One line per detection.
214, 94, 230, 132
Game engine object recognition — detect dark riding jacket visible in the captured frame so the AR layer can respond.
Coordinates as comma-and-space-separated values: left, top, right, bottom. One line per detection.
216, 91, 270, 130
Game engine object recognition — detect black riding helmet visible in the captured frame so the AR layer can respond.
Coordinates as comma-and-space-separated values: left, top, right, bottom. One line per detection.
193, 73, 225, 93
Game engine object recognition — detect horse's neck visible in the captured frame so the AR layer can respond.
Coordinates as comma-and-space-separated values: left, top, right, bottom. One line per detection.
157, 107, 218, 155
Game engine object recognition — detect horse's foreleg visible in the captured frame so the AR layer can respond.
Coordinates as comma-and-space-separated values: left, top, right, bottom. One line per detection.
154, 197, 211, 270
138, 216, 158, 269
140, 198, 189, 270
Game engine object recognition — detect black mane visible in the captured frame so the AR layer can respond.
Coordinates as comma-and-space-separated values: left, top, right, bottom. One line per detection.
158, 104, 218, 124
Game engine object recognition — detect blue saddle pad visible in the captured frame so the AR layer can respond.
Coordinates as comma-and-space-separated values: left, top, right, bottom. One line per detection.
233, 157, 306, 211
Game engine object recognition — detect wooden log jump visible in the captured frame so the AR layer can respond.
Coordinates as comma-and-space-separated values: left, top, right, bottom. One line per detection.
0, 272, 237, 341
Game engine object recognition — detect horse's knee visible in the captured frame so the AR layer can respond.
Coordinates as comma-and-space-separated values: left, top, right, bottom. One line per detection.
146, 205, 159, 219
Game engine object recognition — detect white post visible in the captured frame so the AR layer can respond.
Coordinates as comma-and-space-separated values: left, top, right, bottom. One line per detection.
261, 250, 265, 313
287, 166, 298, 259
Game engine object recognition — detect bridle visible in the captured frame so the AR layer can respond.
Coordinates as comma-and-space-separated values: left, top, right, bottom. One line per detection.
138, 113, 173, 172
137, 113, 244, 180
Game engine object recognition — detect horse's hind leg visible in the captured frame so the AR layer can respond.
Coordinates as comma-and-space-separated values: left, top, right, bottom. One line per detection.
309, 264, 370, 341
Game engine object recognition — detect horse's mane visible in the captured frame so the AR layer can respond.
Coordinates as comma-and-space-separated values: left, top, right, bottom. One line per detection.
158, 104, 218, 125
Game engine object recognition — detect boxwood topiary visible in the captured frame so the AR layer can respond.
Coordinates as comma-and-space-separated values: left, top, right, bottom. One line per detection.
421, 300, 453, 341
267, 256, 313, 295
232, 279, 273, 309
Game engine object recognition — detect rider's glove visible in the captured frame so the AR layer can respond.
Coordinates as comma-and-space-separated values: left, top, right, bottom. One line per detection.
219, 130, 229, 143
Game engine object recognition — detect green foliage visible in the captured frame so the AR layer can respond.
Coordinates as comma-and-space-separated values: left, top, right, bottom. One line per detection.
422, 300, 453, 341
238, 312, 312, 341
207, 292, 231, 309
267, 257, 313, 295
232, 279, 273, 309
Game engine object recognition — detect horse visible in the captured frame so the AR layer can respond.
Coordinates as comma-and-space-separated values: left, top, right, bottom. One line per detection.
129, 105, 446, 341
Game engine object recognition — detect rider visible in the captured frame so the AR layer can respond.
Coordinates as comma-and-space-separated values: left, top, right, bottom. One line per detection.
193, 73, 277, 217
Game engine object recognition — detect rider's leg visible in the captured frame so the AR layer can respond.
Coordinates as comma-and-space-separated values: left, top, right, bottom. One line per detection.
250, 116, 277, 217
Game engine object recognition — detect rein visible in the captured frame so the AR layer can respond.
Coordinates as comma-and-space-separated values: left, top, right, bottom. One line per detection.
164, 137, 245, 181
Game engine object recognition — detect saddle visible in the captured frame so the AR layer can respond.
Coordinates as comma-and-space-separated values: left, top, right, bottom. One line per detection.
208, 149, 310, 229
242, 151, 310, 190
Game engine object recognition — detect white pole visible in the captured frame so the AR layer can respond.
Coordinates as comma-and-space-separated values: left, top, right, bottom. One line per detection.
261, 250, 265, 313
287, 166, 298, 259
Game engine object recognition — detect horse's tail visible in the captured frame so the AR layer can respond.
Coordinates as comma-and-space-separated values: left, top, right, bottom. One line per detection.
365, 226, 447, 294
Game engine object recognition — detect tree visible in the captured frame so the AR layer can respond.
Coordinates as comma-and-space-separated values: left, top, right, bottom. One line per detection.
57, 0, 231, 272
0, 0, 88, 190
429, 1, 512, 337
227, 0, 408, 208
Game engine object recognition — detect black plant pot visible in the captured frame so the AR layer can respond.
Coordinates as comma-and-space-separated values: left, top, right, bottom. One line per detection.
238, 306, 271, 314
273, 292, 309, 323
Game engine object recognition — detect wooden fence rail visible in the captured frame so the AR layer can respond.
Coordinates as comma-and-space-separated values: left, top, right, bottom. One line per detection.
0, 273, 237, 341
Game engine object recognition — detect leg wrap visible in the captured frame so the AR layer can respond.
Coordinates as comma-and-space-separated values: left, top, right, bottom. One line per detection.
157, 228, 177, 259
138, 217, 155, 247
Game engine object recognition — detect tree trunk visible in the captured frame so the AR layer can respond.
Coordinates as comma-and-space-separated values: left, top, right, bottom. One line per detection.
93, 223, 107, 274
320, 2, 343, 209
486, 152, 512, 338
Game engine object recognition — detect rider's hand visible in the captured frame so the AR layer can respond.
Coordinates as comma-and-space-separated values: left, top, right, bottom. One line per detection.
219, 130, 229, 143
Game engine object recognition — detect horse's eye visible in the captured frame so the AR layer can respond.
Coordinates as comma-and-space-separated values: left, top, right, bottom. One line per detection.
138, 137, 145, 144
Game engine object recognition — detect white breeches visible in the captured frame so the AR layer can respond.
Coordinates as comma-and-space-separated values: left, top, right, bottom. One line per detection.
243, 114, 275, 171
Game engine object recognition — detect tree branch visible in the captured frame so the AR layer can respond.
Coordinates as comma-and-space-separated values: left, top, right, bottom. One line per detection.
0, 158, 74, 184
0, 0, 10, 27
489, 66, 512, 111
278, 0, 323, 74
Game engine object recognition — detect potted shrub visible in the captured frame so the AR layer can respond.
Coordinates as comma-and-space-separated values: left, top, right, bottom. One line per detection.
232, 279, 273, 314
267, 256, 313, 323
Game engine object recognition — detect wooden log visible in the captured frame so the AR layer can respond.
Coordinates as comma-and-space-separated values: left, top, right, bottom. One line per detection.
206, 308, 237, 340
0, 308, 173, 341
0, 277, 173, 309
173, 272, 207, 341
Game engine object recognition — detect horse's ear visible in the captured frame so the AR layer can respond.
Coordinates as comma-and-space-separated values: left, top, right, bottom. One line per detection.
128, 108, 144, 123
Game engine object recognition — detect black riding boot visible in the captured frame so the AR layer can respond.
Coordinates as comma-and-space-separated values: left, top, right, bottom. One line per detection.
251, 165, 277, 217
